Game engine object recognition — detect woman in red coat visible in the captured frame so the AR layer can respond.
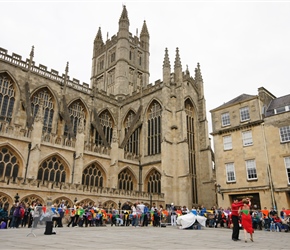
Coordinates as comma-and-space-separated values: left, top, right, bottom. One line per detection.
239, 199, 254, 243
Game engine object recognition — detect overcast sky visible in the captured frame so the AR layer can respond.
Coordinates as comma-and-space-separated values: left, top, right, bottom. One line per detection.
1, 0, 290, 133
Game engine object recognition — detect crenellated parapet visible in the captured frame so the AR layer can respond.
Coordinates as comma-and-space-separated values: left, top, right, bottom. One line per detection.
0, 120, 31, 139
0, 47, 91, 95
0, 175, 164, 201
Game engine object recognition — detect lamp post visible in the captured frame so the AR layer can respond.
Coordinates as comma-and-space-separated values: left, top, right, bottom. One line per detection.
118, 201, 121, 214
216, 184, 221, 193
14, 193, 20, 203
216, 184, 224, 201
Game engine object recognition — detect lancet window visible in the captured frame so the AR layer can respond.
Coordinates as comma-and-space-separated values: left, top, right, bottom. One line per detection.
147, 170, 161, 193
118, 169, 133, 191
185, 99, 197, 204
94, 110, 113, 146
37, 156, 67, 183
147, 101, 162, 155
82, 163, 104, 187
31, 88, 54, 133
0, 74, 15, 123
0, 147, 19, 182
64, 101, 86, 137
124, 110, 139, 155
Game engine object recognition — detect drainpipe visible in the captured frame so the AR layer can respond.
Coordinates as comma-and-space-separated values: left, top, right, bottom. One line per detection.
138, 160, 142, 192
23, 142, 32, 184
71, 152, 76, 184
261, 123, 276, 210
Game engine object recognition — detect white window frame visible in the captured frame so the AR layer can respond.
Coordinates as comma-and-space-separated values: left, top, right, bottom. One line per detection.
240, 106, 250, 122
275, 105, 290, 114
242, 130, 253, 146
223, 135, 232, 150
246, 159, 257, 180
226, 162, 236, 182
221, 112, 230, 127
280, 126, 290, 143
285, 156, 290, 185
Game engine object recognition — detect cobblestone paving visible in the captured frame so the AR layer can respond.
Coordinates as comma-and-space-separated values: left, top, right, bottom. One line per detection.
0, 225, 290, 250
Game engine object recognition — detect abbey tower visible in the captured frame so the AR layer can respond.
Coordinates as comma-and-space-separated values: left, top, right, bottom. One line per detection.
0, 6, 215, 211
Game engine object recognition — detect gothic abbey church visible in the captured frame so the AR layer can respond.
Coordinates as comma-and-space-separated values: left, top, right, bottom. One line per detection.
0, 6, 215, 209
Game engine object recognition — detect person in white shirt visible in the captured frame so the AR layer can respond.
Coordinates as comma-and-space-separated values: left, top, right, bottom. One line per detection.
137, 202, 145, 226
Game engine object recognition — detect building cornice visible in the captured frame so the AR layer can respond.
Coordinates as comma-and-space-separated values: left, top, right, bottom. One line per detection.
211, 119, 264, 136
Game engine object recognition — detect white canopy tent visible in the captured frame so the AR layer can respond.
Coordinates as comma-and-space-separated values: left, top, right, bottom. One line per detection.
176, 213, 207, 229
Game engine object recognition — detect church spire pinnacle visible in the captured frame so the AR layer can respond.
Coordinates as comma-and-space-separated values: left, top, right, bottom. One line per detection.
174, 47, 182, 84
118, 5, 130, 37
119, 5, 130, 26
62, 62, 69, 94
28, 45, 34, 71
163, 48, 170, 68
195, 62, 204, 98
163, 48, 171, 85
94, 27, 104, 45
195, 62, 203, 82
174, 47, 182, 69
140, 20, 149, 38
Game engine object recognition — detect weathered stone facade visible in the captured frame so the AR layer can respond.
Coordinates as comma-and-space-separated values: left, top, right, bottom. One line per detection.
211, 87, 290, 210
0, 6, 215, 210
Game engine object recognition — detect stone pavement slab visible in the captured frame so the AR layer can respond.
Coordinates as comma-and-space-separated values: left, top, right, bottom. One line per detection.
0, 225, 290, 250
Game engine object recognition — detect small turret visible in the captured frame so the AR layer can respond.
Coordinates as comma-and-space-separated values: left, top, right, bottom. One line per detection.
140, 21, 149, 41
174, 47, 182, 84
163, 48, 171, 85
62, 62, 69, 94
28, 45, 34, 71
195, 63, 204, 98
93, 27, 104, 52
118, 5, 130, 38
140, 20, 150, 86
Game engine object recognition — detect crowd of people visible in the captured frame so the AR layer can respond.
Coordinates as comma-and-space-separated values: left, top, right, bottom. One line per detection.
1, 198, 290, 239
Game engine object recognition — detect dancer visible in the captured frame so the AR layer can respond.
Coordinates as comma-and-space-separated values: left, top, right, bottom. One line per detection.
239, 198, 254, 242
231, 198, 244, 241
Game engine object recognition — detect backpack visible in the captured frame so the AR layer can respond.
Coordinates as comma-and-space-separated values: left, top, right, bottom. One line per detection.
20, 207, 25, 218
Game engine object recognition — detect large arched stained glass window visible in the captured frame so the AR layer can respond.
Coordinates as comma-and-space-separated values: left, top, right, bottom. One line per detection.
147, 101, 162, 155
64, 101, 86, 138
37, 156, 67, 183
147, 170, 161, 193
94, 110, 113, 146
118, 169, 133, 191
0, 147, 19, 182
0, 73, 15, 123
124, 110, 139, 155
82, 163, 104, 187
31, 88, 54, 133
185, 99, 197, 204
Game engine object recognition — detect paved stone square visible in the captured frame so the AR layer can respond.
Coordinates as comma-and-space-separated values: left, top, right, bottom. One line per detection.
0, 225, 290, 249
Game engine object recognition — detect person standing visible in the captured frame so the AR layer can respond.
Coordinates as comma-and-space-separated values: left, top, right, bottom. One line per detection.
122, 202, 131, 226
0, 204, 9, 229
170, 203, 176, 226
142, 204, 149, 227
231, 198, 243, 241
131, 203, 137, 227
137, 202, 145, 226
239, 199, 254, 242
67, 205, 76, 227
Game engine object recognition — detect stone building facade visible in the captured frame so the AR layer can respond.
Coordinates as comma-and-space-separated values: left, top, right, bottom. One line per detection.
0, 6, 215, 210
211, 87, 290, 210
